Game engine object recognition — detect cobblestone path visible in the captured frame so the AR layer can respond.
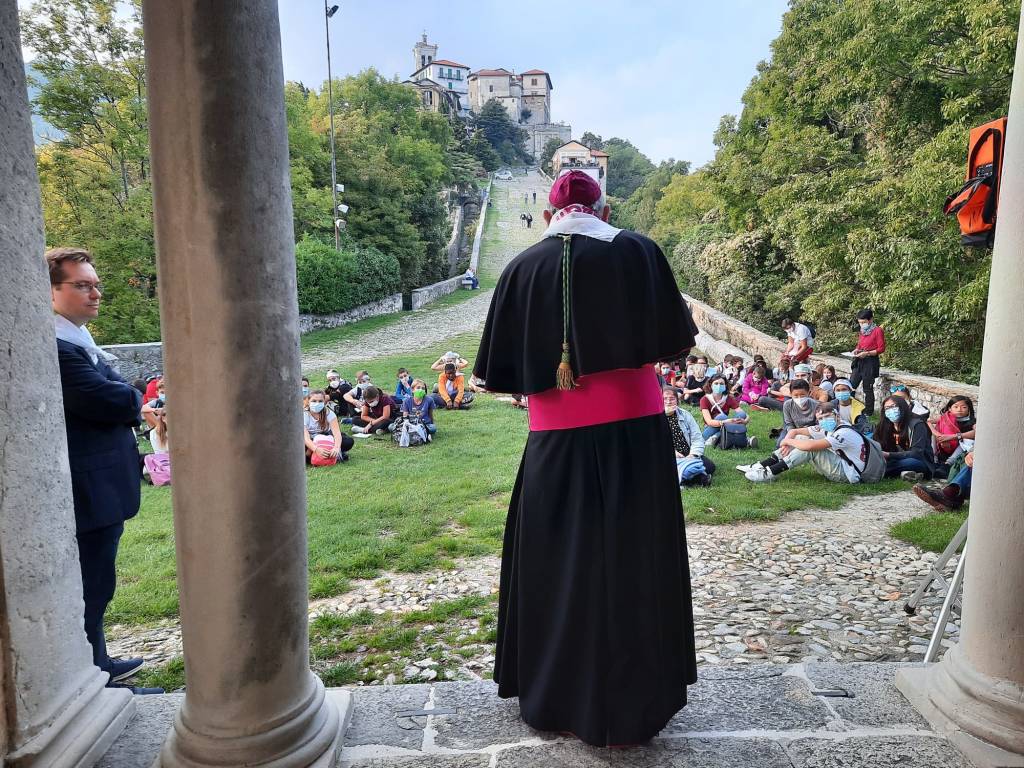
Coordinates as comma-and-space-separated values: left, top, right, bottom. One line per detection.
300, 170, 549, 371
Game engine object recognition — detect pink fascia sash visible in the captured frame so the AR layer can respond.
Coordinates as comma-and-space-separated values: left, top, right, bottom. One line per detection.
528, 367, 664, 432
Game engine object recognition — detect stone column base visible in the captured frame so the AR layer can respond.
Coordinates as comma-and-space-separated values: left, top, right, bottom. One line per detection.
897, 651, 1024, 768
7, 669, 134, 768
156, 683, 352, 768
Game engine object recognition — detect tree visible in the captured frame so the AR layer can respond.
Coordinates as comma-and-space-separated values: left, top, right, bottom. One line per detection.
602, 137, 656, 199
580, 131, 604, 150
611, 159, 691, 233
476, 99, 530, 165
540, 136, 563, 176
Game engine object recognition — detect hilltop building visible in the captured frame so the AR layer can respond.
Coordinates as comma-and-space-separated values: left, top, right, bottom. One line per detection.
552, 140, 609, 194
406, 34, 570, 160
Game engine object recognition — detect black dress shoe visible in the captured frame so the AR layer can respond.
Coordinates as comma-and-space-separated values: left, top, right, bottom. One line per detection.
107, 681, 165, 695
107, 657, 145, 682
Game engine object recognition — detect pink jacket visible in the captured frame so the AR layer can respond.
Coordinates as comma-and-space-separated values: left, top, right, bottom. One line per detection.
740, 375, 771, 403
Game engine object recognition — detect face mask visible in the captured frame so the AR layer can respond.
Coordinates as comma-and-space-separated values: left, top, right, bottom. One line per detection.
956, 415, 972, 423
309, 401, 325, 414
819, 417, 837, 433
859, 323, 874, 334
328, 379, 340, 388
712, 384, 726, 395
885, 408, 901, 422
413, 389, 426, 398
158, 393, 166, 402
302, 387, 310, 397
694, 367, 707, 377
367, 400, 379, 408
360, 376, 371, 384
835, 391, 852, 402
661, 367, 670, 375
793, 396, 809, 407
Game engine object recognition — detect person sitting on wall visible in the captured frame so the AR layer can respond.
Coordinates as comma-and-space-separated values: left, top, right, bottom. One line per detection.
682, 359, 709, 407
739, 402, 883, 485
352, 385, 396, 435
401, 378, 437, 438
699, 376, 757, 449
875, 395, 936, 480
928, 395, 977, 466
740, 363, 772, 406
779, 379, 820, 446
849, 308, 886, 417
663, 387, 716, 487
889, 382, 930, 417
914, 450, 974, 511
782, 317, 815, 364
304, 389, 353, 463
436, 363, 475, 409
464, 267, 479, 289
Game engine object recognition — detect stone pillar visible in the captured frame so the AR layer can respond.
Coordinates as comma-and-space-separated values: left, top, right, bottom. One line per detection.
897, 8, 1024, 764
141, 2, 345, 766
0, 2, 134, 765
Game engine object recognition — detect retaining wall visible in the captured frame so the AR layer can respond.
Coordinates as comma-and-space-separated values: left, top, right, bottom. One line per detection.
445, 203, 465, 271
684, 293, 980, 412
410, 276, 466, 310
469, 183, 491, 273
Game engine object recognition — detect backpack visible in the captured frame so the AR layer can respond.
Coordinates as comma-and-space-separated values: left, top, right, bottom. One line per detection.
392, 414, 428, 447
802, 320, 817, 341
832, 425, 885, 483
943, 117, 1007, 247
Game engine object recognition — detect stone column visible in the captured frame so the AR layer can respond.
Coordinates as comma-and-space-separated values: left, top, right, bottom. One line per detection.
141, 2, 345, 766
897, 8, 1024, 764
0, 2, 134, 765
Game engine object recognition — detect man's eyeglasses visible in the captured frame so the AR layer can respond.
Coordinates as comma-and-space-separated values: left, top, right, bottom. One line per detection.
57, 281, 103, 294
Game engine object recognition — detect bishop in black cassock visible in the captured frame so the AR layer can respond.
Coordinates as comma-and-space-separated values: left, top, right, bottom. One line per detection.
475, 171, 700, 747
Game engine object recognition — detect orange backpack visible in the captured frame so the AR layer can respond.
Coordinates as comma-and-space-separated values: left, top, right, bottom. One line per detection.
943, 117, 1007, 247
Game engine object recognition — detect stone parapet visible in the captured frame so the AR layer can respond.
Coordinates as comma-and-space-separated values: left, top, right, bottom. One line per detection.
298, 293, 404, 334
684, 294, 980, 412
469, 183, 490, 273
410, 276, 466, 310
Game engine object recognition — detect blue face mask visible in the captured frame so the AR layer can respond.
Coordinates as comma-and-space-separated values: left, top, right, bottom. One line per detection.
835, 390, 852, 402
309, 401, 325, 414
712, 384, 727, 395
819, 417, 838, 433
302, 387, 310, 397
884, 408, 901, 422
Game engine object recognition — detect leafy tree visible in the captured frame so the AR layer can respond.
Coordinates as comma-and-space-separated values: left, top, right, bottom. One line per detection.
602, 137, 656, 199
611, 159, 691, 233
540, 136, 563, 176
476, 99, 530, 165
579, 131, 604, 150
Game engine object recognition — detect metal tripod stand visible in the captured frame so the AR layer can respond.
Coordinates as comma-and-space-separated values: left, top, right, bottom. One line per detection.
903, 519, 968, 663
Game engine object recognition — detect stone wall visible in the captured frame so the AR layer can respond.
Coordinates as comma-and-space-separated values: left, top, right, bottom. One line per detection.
410, 275, 466, 310
103, 293, 404, 377
445, 202, 465, 271
684, 293, 980, 412
469, 183, 490, 273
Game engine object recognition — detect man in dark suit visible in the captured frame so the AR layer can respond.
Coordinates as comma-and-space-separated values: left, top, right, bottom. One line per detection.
48, 247, 161, 694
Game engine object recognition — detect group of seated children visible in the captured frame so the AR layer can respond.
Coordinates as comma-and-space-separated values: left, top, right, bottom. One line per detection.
660, 309, 976, 507
301, 351, 482, 466
138, 376, 171, 485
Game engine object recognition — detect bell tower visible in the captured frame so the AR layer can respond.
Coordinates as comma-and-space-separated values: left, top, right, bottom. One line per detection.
413, 32, 437, 74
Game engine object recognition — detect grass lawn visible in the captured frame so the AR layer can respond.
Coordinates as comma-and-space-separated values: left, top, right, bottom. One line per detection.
114, 339, 909, 627
890, 510, 968, 553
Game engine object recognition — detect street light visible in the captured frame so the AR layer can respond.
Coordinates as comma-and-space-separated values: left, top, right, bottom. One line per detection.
325, 2, 341, 248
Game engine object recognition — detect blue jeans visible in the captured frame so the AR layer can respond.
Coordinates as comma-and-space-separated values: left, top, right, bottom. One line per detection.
702, 424, 748, 449
885, 452, 934, 479
950, 465, 972, 497
702, 426, 720, 440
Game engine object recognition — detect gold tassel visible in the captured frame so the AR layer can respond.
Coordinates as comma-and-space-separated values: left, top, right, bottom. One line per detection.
556, 343, 577, 390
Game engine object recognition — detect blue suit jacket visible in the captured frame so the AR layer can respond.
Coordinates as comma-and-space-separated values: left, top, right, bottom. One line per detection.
57, 339, 143, 534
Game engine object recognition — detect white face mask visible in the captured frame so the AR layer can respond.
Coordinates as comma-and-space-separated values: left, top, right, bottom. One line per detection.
793, 396, 810, 407
367, 400, 379, 408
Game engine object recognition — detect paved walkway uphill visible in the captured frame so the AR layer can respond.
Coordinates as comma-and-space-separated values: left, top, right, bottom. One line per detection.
301, 170, 549, 371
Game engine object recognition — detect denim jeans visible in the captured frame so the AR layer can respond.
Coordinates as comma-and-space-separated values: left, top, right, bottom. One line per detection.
884, 449, 934, 479
950, 465, 972, 497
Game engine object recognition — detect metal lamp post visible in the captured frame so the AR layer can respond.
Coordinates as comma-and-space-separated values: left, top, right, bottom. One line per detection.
325, 1, 340, 249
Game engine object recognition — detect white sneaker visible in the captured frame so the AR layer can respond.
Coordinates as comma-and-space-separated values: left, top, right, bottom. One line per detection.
735, 463, 754, 473
352, 432, 372, 439
706, 434, 719, 448
748, 436, 759, 449
745, 465, 775, 482
351, 425, 365, 434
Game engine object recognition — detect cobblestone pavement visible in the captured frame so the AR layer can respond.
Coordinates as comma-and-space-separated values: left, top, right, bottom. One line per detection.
300, 171, 548, 371
108, 491, 960, 678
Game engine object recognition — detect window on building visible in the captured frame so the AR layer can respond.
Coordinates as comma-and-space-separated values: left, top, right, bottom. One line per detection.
421, 55, 426, 67
489, 85, 494, 92
448, 82, 453, 89
532, 78, 538, 86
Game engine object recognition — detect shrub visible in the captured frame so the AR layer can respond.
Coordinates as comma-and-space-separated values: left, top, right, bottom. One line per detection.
295, 235, 401, 315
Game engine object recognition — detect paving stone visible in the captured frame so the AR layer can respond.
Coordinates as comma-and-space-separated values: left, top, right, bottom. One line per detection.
96, 693, 182, 768
662, 670, 831, 733
785, 735, 970, 768
804, 662, 930, 729
343, 684, 433, 749
494, 737, 792, 767
430, 680, 554, 750
342, 755, 490, 768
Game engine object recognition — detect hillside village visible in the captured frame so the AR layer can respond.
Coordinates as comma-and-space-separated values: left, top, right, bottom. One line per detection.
403, 33, 575, 165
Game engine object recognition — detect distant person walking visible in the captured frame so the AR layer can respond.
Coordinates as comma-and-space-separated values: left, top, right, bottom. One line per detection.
48, 247, 161, 695
520, 213, 527, 228
526, 213, 533, 229
475, 171, 699, 747
849, 308, 885, 416
532, 190, 537, 204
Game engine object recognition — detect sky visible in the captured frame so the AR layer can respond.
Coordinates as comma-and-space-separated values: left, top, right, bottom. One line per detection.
278, 0, 790, 166
19, 0, 791, 167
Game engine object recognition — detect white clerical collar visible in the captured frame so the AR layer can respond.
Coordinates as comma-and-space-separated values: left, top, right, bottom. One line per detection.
542, 211, 622, 243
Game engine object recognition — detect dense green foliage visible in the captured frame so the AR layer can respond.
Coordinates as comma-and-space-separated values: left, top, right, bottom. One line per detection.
473, 99, 531, 166
294, 236, 401, 315
619, 0, 1021, 383
22, 2, 481, 342
577, 132, 657, 199
539, 136, 563, 176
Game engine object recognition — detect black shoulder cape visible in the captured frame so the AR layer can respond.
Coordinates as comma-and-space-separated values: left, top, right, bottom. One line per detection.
474, 230, 699, 395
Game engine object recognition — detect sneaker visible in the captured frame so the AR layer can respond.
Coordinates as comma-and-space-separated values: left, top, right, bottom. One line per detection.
748, 436, 759, 449
106, 681, 165, 695
735, 463, 754, 473
744, 465, 774, 483
107, 657, 145, 682
769, 427, 782, 439
340, 452, 350, 462
352, 432, 372, 439
351, 425, 365, 434
706, 434, 719, 448
900, 470, 924, 482
913, 484, 961, 511
374, 428, 387, 436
